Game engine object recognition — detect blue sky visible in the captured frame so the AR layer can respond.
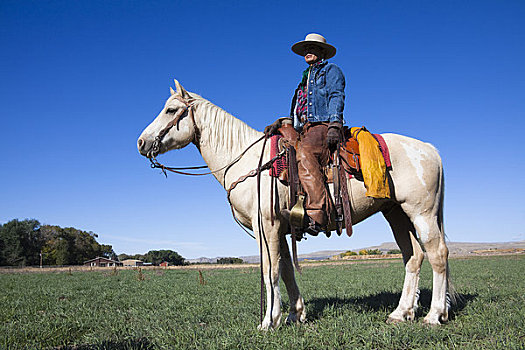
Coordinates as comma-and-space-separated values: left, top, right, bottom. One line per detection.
1, 0, 524, 259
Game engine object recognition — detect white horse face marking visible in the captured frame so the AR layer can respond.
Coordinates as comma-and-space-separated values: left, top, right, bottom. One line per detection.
137, 93, 196, 157
400, 141, 429, 187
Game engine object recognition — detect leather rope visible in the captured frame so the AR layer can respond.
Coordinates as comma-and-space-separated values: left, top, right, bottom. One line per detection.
286, 146, 302, 273
149, 134, 264, 178
224, 148, 286, 240
255, 136, 277, 327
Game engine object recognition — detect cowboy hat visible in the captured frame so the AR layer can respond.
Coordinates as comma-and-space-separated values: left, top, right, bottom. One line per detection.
291, 33, 337, 59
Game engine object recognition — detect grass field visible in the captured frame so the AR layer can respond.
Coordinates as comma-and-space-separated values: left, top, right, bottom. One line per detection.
1, 255, 524, 349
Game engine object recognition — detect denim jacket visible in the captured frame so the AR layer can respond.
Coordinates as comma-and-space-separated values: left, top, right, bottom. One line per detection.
290, 60, 345, 130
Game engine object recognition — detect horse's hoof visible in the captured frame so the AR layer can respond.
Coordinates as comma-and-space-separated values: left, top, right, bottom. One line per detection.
257, 320, 272, 331
422, 314, 443, 326
285, 312, 307, 325
386, 316, 404, 325
257, 323, 271, 331
257, 314, 282, 330
387, 308, 415, 324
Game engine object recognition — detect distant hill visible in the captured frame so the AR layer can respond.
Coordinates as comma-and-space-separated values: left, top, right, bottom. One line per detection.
186, 240, 525, 264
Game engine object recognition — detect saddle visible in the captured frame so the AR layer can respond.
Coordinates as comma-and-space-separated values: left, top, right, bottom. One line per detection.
271, 125, 391, 187
270, 122, 392, 238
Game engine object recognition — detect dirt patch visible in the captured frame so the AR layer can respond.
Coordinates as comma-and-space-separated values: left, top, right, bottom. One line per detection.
471, 248, 525, 256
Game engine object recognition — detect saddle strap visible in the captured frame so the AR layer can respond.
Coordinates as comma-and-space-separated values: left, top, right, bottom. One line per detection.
287, 146, 302, 273
339, 163, 353, 236
332, 148, 343, 236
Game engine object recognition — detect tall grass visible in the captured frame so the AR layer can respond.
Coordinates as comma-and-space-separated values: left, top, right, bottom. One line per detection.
0, 255, 523, 349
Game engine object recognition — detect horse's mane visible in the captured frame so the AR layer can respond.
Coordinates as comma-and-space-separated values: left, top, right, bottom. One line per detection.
190, 92, 262, 157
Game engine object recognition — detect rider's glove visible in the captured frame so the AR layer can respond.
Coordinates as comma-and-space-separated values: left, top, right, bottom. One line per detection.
326, 122, 343, 150
264, 119, 282, 136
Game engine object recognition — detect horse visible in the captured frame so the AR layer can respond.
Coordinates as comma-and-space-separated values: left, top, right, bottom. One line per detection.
137, 80, 454, 329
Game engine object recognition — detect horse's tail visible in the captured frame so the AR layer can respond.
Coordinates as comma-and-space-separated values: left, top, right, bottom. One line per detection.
438, 162, 460, 309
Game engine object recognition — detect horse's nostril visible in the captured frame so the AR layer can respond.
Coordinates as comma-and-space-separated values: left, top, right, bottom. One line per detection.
138, 138, 144, 148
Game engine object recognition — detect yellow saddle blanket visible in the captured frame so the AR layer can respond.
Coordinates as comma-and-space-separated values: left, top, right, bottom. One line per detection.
350, 127, 390, 199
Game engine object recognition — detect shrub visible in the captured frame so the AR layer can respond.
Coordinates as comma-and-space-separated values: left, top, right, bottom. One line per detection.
340, 251, 357, 257
344, 251, 357, 257
217, 257, 243, 264
358, 249, 382, 255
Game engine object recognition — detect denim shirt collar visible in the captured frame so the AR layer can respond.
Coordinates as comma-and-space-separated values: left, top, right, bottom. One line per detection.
310, 59, 328, 71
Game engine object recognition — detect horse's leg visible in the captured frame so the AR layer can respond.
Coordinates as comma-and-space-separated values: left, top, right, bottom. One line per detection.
417, 214, 449, 325
402, 204, 450, 325
255, 223, 283, 330
279, 234, 306, 324
383, 204, 424, 323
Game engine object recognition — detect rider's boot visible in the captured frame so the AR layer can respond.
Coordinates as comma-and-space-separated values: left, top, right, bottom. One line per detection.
281, 209, 322, 236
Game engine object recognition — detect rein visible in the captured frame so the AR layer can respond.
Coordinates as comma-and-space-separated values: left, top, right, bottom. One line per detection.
149, 134, 266, 178
256, 137, 272, 327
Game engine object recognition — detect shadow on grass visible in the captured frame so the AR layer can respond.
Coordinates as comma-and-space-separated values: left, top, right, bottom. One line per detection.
307, 289, 477, 320
417, 289, 477, 319
54, 337, 153, 350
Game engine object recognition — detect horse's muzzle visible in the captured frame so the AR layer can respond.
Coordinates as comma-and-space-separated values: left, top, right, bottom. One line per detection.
137, 137, 155, 158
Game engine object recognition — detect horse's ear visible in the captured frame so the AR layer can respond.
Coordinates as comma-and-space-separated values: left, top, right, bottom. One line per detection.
174, 79, 190, 99
170, 87, 176, 95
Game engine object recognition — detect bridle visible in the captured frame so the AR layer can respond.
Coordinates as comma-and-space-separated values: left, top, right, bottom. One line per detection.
150, 94, 199, 159
147, 94, 213, 176
147, 94, 266, 178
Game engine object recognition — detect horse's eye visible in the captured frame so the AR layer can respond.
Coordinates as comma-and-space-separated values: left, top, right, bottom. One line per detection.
166, 108, 176, 114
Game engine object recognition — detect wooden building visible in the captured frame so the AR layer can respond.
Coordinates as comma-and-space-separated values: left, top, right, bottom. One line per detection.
83, 257, 122, 267
121, 259, 144, 267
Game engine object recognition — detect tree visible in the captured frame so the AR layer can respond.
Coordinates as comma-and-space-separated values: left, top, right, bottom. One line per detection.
0, 229, 4, 266
0, 219, 43, 266
54, 231, 74, 265
118, 253, 133, 261
118, 253, 146, 262
143, 250, 185, 266
217, 257, 243, 264
39, 224, 116, 265
100, 245, 117, 260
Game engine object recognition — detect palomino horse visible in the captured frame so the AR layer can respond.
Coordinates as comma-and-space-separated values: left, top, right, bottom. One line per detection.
137, 80, 453, 329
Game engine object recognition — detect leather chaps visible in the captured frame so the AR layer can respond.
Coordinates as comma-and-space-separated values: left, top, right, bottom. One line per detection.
296, 123, 332, 227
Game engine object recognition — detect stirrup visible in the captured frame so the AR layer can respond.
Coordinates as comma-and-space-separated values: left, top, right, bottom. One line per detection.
281, 208, 324, 238
289, 194, 306, 228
